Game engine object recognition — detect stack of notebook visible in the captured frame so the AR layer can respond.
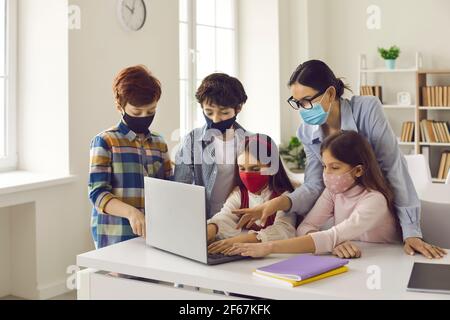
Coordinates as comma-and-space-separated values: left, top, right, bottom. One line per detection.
253, 255, 349, 287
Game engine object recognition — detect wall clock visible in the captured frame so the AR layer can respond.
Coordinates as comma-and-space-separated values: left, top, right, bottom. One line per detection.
117, 0, 147, 31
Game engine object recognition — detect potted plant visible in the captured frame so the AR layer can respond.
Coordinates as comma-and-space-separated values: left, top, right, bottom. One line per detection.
378, 45, 401, 70
279, 137, 306, 173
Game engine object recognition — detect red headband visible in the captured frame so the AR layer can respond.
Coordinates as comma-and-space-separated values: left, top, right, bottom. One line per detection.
246, 135, 272, 151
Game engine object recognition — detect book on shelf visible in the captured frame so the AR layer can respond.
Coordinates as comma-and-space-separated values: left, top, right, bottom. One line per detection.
400, 121, 415, 142
448, 86, 450, 106
438, 122, 449, 143
435, 122, 443, 142
444, 123, 450, 142
445, 87, 448, 106
401, 122, 406, 142
419, 120, 426, 144
408, 122, 415, 142
422, 87, 428, 106
422, 146, 430, 163
446, 153, 450, 180
360, 85, 383, 103
431, 86, 435, 106
420, 120, 450, 143
421, 86, 450, 107
437, 151, 450, 180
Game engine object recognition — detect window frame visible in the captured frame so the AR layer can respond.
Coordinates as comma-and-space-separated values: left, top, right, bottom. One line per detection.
0, 0, 17, 172
179, 0, 239, 136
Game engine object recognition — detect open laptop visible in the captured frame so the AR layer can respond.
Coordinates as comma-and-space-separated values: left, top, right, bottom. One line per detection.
144, 177, 248, 265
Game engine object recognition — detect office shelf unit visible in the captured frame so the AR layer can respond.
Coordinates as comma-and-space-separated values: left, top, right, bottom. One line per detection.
359, 53, 450, 183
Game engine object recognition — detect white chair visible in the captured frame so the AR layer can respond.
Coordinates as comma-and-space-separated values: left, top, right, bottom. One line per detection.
446, 170, 450, 185
421, 200, 450, 248
404, 154, 432, 194
418, 183, 450, 204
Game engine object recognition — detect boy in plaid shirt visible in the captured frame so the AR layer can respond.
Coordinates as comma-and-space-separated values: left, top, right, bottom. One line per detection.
89, 65, 172, 249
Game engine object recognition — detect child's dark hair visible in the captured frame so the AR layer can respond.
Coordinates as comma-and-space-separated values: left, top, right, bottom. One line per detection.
321, 131, 395, 213
196, 73, 248, 110
238, 134, 294, 195
289, 60, 352, 98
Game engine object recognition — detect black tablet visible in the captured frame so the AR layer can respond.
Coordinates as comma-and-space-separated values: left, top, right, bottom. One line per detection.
407, 262, 450, 295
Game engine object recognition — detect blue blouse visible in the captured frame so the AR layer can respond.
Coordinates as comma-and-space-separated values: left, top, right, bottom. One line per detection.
287, 96, 422, 240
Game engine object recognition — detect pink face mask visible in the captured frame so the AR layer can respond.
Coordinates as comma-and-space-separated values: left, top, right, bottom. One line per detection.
323, 169, 357, 194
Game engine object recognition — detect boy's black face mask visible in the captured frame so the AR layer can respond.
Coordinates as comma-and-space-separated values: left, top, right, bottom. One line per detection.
203, 113, 237, 134
123, 112, 155, 134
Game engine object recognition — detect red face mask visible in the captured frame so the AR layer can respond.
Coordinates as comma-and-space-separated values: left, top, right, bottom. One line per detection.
239, 171, 270, 194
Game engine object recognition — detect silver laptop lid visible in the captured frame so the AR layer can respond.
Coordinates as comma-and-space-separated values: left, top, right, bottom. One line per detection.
144, 177, 208, 264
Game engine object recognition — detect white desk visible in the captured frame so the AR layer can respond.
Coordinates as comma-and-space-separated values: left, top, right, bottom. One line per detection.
77, 238, 450, 300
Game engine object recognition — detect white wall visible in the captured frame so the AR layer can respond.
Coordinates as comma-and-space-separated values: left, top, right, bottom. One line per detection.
0, 201, 38, 300
0, 208, 11, 297
305, 0, 328, 61
0, 0, 179, 299
324, 0, 450, 92
237, 0, 282, 143
275, 0, 450, 147
5, 0, 74, 299
281, 0, 310, 144
238, 0, 326, 145
67, 0, 179, 296
18, 0, 69, 175
322, 0, 450, 174
69, 0, 180, 170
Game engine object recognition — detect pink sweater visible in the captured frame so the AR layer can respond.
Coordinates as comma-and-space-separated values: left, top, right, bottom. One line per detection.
297, 184, 402, 254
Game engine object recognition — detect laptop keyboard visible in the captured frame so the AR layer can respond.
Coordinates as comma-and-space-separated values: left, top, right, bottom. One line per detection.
207, 253, 248, 265
208, 253, 228, 260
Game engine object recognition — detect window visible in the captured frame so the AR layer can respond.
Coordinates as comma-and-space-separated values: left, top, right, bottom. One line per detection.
179, 0, 237, 136
0, 0, 16, 171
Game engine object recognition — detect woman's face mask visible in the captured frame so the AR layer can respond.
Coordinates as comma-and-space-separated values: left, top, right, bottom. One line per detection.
299, 90, 333, 126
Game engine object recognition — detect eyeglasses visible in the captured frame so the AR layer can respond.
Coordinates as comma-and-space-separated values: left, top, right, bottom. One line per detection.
287, 91, 325, 110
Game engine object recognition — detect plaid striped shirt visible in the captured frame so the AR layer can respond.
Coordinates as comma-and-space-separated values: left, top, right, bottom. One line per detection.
89, 121, 173, 248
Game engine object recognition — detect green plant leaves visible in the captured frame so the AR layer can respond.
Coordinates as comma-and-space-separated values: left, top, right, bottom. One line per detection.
378, 45, 400, 60
280, 137, 306, 170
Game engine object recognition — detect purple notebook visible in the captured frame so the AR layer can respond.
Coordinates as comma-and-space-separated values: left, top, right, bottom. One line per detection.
256, 254, 349, 281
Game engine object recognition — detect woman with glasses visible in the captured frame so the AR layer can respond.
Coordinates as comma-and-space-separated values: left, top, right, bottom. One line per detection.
232, 59, 446, 259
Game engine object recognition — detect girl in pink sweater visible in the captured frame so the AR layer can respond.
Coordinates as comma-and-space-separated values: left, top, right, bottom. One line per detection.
229, 131, 402, 259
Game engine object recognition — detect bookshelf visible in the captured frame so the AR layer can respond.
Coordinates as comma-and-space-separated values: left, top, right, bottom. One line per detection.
359, 53, 450, 183
417, 70, 450, 183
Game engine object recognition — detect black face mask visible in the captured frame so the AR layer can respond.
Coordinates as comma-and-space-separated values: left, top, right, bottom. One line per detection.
123, 112, 155, 134
203, 113, 237, 134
